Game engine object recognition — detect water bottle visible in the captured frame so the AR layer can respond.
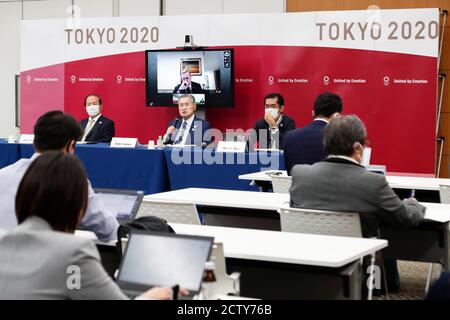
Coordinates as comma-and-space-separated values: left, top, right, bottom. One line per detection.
199, 261, 217, 300
157, 135, 164, 147
14, 127, 20, 143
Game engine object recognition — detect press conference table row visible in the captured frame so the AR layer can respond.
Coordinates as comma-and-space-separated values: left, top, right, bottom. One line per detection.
144, 188, 450, 272
76, 223, 387, 299
1, 140, 445, 199
239, 170, 450, 193
0, 141, 284, 194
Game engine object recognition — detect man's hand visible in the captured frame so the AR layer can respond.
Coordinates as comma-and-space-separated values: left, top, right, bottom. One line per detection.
137, 286, 190, 300
166, 126, 175, 135
264, 111, 277, 128
179, 80, 190, 91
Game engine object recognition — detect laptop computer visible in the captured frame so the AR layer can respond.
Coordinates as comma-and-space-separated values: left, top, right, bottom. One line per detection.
116, 230, 214, 299
94, 188, 144, 223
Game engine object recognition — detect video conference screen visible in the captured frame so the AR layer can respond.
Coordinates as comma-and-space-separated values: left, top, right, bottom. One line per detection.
145, 48, 234, 108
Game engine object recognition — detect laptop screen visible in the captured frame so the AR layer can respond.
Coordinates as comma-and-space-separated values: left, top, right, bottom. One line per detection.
117, 231, 213, 293
94, 188, 144, 221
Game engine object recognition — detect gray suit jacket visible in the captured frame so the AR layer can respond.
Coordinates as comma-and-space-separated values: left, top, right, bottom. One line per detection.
0, 216, 127, 300
290, 158, 426, 237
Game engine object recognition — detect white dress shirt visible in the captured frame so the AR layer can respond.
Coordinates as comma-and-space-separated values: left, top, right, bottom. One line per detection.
0, 153, 118, 241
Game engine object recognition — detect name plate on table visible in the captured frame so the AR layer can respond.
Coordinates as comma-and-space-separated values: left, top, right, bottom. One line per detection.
110, 137, 138, 148
18, 134, 34, 144
217, 141, 246, 153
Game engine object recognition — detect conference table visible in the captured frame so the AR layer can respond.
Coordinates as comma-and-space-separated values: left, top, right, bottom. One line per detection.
0, 141, 285, 194
163, 147, 284, 191
144, 188, 450, 271
239, 170, 449, 201
17, 142, 170, 194
76, 224, 387, 299
170, 223, 387, 299
0, 140, 20, 169
239, 170, 450, 191
144, 187, 290, 230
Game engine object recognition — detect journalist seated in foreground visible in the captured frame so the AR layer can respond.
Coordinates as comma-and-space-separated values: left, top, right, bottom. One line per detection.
0, 151, 187, 300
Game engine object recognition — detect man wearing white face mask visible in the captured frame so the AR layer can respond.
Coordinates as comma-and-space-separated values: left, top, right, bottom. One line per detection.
80, 94, 115, 143
253, 93, 295, 149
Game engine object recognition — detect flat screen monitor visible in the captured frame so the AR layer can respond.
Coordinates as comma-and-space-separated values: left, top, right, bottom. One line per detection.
146, 48, 234, 107
93, 188, 144, 222
117, 231, 213, 296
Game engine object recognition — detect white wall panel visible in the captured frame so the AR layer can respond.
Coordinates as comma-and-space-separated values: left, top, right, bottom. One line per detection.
223, 0, 284, 14
165, 0, 222, 15
0, 1, 20, 137
23, 0, 72, 20
74, 0, 114, 18
119, 0, 160, 17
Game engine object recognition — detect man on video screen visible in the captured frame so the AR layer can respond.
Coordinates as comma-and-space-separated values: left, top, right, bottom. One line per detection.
173, 69, 203, 94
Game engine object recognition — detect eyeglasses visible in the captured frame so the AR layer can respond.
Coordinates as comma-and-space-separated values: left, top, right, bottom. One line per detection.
264, 104, 279, 109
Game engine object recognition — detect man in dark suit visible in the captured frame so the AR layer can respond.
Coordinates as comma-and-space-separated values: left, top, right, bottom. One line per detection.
163, 94, 211, 147
290, 115, 426, 292
253, 93, 295, 149
173, 70, 203, 94
80, 94, 115, 143
283, 92, 343, 174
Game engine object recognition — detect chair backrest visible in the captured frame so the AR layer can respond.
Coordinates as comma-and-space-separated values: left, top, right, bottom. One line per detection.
207, 242, 240, 296
439, 184, 450, 204
271, 175, 292, 194
136, 200, 201, 225
210, 242, 228, 279
278, 206, 362, 238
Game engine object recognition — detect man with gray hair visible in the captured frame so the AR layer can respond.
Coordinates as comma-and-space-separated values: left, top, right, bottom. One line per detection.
173, 69, 203, 94
290, 114, 426, 292
163, 94, 211, 146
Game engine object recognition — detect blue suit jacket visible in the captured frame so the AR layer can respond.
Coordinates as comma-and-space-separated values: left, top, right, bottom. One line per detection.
283, 120, 327, 174
426, 272, 450, 299
164, 116, 211, 147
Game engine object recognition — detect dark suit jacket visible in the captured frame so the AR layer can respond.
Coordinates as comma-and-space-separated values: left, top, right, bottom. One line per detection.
173, 81, 203, 94
252, 114, 295, 149
425, 272, 450, 299
164, 116, 211, 147
283, 120, 327, 174
80, 115, 115, 143
290, 157, 426, 237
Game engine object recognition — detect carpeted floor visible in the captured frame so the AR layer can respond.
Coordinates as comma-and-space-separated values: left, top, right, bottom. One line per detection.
374, 261, 440, 300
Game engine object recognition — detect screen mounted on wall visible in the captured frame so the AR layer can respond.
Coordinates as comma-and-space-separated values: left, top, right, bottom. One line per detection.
146, 48, 234, 107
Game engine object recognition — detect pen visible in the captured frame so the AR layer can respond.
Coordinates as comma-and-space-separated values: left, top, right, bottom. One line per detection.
172, 284, 179, 300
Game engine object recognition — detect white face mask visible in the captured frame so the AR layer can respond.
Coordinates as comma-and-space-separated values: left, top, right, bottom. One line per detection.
86, 104, 100, 117
265, 107, 279, 118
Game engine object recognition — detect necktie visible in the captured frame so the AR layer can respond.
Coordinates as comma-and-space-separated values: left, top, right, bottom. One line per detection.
174, 121, 188, 144
81, 118, 95, 142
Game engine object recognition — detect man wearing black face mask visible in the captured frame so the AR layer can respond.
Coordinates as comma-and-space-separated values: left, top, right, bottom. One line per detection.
0, 111, 118, 241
